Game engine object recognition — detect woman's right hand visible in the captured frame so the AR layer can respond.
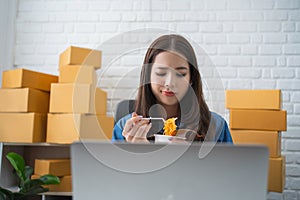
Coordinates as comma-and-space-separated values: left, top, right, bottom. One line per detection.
122, 112, 152, 143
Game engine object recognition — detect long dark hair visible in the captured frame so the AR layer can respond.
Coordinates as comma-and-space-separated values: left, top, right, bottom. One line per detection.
135, 34, 211, 140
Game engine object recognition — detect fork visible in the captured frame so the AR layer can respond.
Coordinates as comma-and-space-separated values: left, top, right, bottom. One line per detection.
142, 117, 166, 123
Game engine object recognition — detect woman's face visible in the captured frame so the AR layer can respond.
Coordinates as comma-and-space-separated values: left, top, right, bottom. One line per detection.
150, 51, 191, 106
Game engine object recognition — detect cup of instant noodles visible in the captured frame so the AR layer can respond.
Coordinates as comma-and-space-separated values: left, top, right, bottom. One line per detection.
154, 134, 173, 143
154, 134, 187, 143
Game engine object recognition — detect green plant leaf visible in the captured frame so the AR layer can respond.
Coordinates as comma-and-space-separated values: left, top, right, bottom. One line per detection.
19, 186, 48, 196
20, 179, 44, 193
6, 152, 26, 182
0, 193, 9, 200
10, 192, 25, 200
24, 166, 33, 181
39, 174, 60, 185
0, 187, 13, 200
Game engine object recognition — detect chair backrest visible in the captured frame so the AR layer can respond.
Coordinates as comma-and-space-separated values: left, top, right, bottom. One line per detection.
114, 99, 136, 124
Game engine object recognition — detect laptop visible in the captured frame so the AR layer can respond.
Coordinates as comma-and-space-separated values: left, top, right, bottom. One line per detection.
71, 141, 269, 200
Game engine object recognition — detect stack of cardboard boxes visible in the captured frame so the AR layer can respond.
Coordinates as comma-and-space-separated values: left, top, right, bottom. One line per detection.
47, 46, 114, 144
226, 90, 286, 193
32, 159, 72, 192
0, 46, 115, 193
0, 69, 58, 142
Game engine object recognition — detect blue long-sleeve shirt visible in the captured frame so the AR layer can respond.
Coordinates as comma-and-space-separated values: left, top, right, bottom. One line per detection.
113, 112, 233, 143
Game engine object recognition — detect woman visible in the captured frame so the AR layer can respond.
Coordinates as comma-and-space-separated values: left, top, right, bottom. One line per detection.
113, 34, 232, 143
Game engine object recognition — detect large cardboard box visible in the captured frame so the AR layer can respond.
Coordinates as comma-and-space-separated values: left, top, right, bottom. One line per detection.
230, 109, 287, 131
59, 46, 102, 68
2, 68, 58, 92
230, 130, 281, 158
226, 90, 281, 110
49, 83, 106, 114
268, 157, 285, 193
46, 114, 114, 144
31, 174, 72, 192
0, 88, 49, 113
34, 159, 71, 176
0, 113, 47, 143
59, 65, 96, 84
97, 115, 114, 139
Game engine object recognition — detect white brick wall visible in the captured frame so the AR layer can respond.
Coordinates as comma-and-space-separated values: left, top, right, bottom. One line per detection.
0, 0, 16, 81
9, 0, 300, 199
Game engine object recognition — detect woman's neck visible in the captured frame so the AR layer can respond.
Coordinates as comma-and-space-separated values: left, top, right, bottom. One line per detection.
163, 104, 179, 119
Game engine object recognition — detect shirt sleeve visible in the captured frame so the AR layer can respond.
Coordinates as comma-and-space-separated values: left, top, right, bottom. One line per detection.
112, 114, 131, 141
112, 121, 124, 141
217, 121, 233, 144
209, 112, 233, 144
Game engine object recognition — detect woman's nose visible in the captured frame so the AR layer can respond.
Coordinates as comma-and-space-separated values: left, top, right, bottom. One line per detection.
164, 73, 175, 88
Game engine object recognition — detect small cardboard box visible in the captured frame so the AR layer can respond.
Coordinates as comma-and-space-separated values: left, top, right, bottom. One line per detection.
59, 46, 102, 68
268, 157, 285, 193
59, 65, 96, 84
46, 114, 114, 144
226, 90, 281, 110
31, 174, 72, 192
0, 88, 49, 113
49, 83, 106, 114
0, 113, 47, 143
230, 109, 287, 131
34, 159, 71, 176
230, 130, 281, 158
2, 68, 58, 92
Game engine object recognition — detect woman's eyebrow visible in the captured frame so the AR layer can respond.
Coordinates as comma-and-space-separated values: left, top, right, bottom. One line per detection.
155, 66, 188, 70
156, 66, 168, 69
175, 66, 188, 70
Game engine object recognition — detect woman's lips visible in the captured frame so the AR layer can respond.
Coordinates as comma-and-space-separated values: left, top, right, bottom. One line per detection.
162, 91, 175, 97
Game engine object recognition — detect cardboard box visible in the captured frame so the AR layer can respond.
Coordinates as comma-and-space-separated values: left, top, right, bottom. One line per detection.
49, 83, 106, 114
97, 115, 114, 139
230, 109, 287, 131
59, 46, 102, 68
226, 90, 281, 110
0, 113, 47, 143
2, 68, 58, 92
46, 114, 114, 144
268, 157, 285, 193
59, 65, 96, 84
94, 87, 107, 115
0, 88, 49, 113
230, 130, 281, 157
31, 174, 72, 192
34, 159, 71, 176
